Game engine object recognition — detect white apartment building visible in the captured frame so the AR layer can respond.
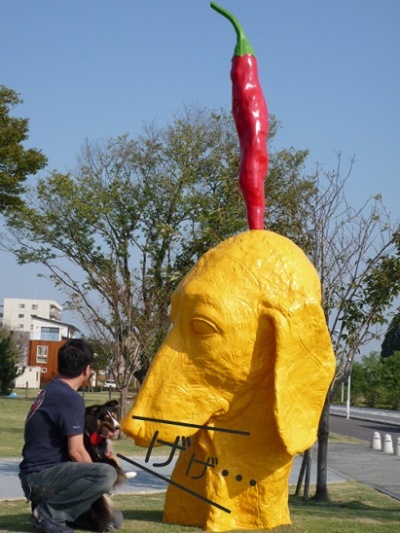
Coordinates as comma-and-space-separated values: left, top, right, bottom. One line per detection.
1, 298, 62, 333
30, 315, 79, 341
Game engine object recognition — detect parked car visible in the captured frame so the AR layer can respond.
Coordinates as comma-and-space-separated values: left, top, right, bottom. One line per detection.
104, 379, 117, 389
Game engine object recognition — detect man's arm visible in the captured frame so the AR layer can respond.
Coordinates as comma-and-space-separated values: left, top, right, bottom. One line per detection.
68, 434, 92, 463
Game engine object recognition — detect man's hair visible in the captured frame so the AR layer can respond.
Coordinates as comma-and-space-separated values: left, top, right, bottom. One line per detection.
58, 339, 94, 378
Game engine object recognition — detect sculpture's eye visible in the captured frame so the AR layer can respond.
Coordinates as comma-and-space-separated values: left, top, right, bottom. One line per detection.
192, 318, 219, 336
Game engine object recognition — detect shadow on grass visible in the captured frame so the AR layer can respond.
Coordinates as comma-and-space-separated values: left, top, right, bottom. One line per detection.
121, 508, 164, 522
0, 513, 32, 532
0, 509, 165, 532
289, 494, 400, 522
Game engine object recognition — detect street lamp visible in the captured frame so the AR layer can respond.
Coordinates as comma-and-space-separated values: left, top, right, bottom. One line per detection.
345, 358, 352, 419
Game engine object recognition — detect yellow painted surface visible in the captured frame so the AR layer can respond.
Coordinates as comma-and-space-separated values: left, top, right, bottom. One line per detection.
121, 230, 335, 531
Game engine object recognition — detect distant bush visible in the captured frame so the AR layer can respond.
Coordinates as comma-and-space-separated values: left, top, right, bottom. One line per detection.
340, 351, 400, 409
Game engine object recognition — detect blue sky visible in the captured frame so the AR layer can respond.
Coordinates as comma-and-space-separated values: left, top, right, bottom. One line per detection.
1, 0, 399, 347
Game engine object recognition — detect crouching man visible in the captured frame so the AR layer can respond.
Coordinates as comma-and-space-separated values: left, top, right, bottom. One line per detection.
19, 339, 122, 533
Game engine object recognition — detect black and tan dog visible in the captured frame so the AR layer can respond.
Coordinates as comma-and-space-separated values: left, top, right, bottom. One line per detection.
84, 399, 128, 484
84, 400, 136, 531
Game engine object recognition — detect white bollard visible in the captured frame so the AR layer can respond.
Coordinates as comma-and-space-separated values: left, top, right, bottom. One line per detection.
382, 434, 394, 454
396, 437, 400, 457
371, 431, 382, 451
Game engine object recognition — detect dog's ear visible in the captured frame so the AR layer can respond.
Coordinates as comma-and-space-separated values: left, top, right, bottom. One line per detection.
265, 303, 335, 456
86, 405, 101, 415
106, 400, 120, 416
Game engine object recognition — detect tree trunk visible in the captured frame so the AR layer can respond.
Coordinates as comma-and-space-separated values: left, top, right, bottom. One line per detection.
314, 393, 330, 501
120, 387, 129, 418
295, 449, 311, 500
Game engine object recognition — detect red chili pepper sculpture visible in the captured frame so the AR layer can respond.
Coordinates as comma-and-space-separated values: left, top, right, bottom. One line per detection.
211, 2, 268, 230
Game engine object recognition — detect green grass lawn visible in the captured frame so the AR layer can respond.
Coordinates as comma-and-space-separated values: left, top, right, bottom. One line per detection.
0, 390, 154, 458
1, 482, 400, 532
0, 389, 358, 459
2, 391, 400, 532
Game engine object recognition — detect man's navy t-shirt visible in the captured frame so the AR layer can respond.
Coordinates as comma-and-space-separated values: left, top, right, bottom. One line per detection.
19, 378, 85, 477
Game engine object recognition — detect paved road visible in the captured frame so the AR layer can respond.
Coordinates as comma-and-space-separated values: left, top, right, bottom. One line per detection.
330, 405, 400, 426
330, 415, 400, 443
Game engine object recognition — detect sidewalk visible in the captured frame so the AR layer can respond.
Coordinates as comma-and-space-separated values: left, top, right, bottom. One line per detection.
0, 456, 174, 501
0, 454, 346, 501
2, 445, 399, 502
326, 440, 400, 501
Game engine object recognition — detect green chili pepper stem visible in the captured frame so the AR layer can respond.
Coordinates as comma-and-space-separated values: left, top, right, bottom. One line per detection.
210, 1, 255, 57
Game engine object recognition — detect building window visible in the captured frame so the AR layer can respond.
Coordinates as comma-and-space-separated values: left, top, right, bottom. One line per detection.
32, 304, 38, 310
18, 303, 25, 309
36, 345, 48, 364
18, 324, 24, 329
40, 327, 60, 341
18, 314, 24, 319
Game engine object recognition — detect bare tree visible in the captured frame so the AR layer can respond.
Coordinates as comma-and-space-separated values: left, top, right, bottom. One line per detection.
306, 156, 400, 500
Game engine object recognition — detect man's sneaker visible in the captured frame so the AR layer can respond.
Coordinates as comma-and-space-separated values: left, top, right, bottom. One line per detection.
31, 505, 74, 533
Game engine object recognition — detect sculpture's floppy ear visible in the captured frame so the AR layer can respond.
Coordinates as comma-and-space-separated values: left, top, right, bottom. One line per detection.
266, 303, 335, 456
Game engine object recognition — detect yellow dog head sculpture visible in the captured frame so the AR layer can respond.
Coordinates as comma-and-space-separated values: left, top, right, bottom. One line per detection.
121, 230, 335, 531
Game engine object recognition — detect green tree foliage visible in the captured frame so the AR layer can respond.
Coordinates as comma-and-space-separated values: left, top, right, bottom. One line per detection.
347, 361, 365, 405
1, 105, 315, 407
0, 330, 19, 395
349, 351, 400, 409
382, 351, 400, 409
0, 85, 47, 213
358, 352, 385, 408
267, 147, 316, 253
381, 313, 400, 359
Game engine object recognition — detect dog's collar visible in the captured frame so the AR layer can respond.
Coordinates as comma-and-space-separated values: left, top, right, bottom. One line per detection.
89, 431, 104, 446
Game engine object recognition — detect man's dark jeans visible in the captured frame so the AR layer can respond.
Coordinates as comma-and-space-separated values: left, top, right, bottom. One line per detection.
20, 462, 119, 527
